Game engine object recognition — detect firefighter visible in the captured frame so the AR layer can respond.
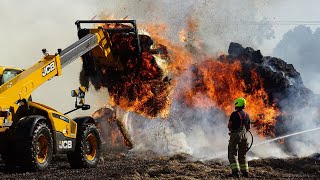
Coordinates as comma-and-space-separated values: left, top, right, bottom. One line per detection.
228, 97, 251, 178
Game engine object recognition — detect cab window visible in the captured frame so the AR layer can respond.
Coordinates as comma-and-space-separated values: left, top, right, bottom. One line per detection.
0, 69, 22, 85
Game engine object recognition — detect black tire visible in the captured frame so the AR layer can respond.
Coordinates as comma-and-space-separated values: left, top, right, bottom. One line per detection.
67, 123, 101, 168
16, 122, 53, 171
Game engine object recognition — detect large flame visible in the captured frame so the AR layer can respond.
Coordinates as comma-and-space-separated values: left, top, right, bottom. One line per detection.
81, 20, 172, 118
139, 20, 279, 136
177, 59, 279, 136
86, 17, 280, 138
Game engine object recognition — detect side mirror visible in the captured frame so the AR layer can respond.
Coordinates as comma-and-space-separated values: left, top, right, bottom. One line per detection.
71, 90, 77, 97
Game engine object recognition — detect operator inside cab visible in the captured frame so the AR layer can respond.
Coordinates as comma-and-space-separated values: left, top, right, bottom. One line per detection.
227, 97, 251, 178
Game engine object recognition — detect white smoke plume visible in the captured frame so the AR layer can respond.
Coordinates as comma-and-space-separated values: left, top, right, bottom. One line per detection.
274, 25, 320, 94
127, 102, 229, 159
99, 0, 275, 54
272, 25, 320, 157
281, 106, 320, 157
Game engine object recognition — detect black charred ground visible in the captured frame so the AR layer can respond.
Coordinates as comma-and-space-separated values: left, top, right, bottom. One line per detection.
0, 151, 319, 179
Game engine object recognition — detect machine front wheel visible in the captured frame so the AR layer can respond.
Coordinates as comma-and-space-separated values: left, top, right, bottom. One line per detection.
67, 123, 101, 168
18, 122, 53, 171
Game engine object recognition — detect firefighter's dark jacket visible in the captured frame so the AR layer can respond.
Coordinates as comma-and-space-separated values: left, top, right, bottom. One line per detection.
228, 109, 251, 131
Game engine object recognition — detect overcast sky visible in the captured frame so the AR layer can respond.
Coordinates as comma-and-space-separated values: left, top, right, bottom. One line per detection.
255, 1, 319, 53
0, 0, 319, 113
256, 0, 320, 92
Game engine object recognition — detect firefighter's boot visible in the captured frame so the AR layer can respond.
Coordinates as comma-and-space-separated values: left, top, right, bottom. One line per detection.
231, 171, 240, 178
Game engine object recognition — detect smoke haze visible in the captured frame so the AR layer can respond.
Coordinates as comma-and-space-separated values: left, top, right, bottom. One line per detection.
271, 25, 320, 157
274, 25, 320, 94
100, 0, 275, 54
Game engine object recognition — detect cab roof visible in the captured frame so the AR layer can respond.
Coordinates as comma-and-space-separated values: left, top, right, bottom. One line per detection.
0, 66, 23, 74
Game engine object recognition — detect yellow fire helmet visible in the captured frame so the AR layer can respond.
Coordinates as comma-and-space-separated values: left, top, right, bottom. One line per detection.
234, 97, 246, 108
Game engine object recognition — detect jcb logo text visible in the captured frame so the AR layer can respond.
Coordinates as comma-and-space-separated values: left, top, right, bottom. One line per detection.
42, 62, 55, 77
58, 140, 72, 149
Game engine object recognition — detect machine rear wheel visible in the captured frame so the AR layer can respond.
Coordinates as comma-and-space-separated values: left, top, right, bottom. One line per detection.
67, 123, 101, 168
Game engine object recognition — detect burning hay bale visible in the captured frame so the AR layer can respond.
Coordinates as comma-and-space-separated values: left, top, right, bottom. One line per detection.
177, 42, 318, 137
80, 23, 171, 118
226, 42, 311, 106
226, 42, 318, 136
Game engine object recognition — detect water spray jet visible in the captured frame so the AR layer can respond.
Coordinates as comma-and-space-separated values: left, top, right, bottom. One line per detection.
207, 127, 320, 160
252, 127, 320, 148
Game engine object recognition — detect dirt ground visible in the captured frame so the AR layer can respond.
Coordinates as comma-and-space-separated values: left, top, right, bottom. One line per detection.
0, 150, 319, 180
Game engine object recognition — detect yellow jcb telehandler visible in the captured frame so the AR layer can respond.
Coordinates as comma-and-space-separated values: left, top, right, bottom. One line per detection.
0, 20, 141, 170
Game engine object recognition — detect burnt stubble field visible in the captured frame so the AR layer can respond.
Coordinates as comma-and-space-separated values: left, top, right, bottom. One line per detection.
0, 150, 319, 179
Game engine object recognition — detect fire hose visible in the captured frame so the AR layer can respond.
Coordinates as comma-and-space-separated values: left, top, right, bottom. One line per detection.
247, 130, 254, 152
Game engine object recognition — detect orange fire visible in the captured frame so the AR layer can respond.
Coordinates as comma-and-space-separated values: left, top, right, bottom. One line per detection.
82, 20, 172, 118
139, 23, 193, 76
176, 59, 279, 136
90, 17, 280, 137
138, 19, 279, 136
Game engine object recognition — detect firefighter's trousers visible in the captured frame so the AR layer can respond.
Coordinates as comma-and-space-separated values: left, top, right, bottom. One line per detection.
228, 130, 249, 173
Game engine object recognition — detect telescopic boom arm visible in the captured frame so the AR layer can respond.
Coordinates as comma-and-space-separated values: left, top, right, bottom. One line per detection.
0, 20, 140, 108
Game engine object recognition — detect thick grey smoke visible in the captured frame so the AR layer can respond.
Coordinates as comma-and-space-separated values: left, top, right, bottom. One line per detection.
127, 101, 229, 159
281, 105, 320, 157
99, 0, 275, 54
274, 25, 320, 94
